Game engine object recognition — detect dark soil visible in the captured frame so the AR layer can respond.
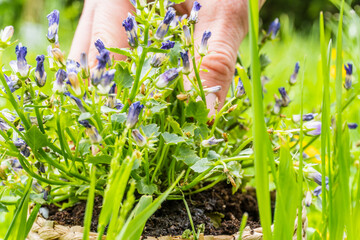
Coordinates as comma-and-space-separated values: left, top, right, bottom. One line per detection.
46, 182, 275, 237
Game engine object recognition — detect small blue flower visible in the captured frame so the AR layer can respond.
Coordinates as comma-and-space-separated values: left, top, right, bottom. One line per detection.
201, 137, 224, 147
183, 25, 191, 46
95, 39, 106, 53
160, 40, 175, 50
304, 121, 322, 136
79, 120, 102, 144
10, 44, 30, 78
344, 63, 353, 90
64, 92, 86, 112
91, 49, 111, 86
131, 129, 146, 147
268, 18, 280, 39
348, 123, 358, 129
3, 74, 21, 93
35, 55, 46, 87
126, 101, 144, 128
14, 138, 30, 157
236, 78, 246, 98
155, 7, 176, 40
98, 69, 116, 95
188, 1, 202, 24
80, 52, 89, 78
180, 51, 190, 74
313, 186, 322, 197
155, 68, 181, 89
292, 113, 317, 123
278, 87, 290, 107
289, 62, 300, 85
122, 13, 138, 47
199, 31, 211, 56
46, 10, 60, 44
53, 69, 67, 93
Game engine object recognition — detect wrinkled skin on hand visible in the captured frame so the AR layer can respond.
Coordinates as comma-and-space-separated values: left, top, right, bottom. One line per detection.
69, 0, 265, 116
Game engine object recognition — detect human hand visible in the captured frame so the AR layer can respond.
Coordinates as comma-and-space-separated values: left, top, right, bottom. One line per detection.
69, 0, 265, 116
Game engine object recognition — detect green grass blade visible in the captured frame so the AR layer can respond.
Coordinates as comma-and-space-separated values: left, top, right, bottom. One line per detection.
116, 171, 184, 240
25, 204, 41, 237
273, 143, 298, 240
248, 0, 272, 239
4, 178, 32, 240
83, 164, 97, 240
319, 12, 330, 237
296, 57, 306, 240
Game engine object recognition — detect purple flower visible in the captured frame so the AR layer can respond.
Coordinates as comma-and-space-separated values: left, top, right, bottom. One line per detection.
97, 69, 116, 94
47, 10, 60, 44
122, 13, 138, 47
150, 41, 175, 68
289, 62, 300, 85
80, 52, 89, 78
64, 92, 86, 112
53, 69, 67, 93
95, 39, 105, 53
278, 87, 290, 107
155, 8, 176, 40
188, 1, 202, 23
126, 101, 144, 128
10, 43, 30, 78
66, 59, 82, 95
155, 68, 180, 89
268, 18, 280, 39
236, 78, 246, 98
183, 25, 191, 46
344, 63, 353, 90
180, 51, 190, 74
304, 121, 322, 136
292, 113, 317, 123
105, 84, 123, 109
91, 49, 111, 86
199, 30, 211, 56
14, 139, 30, 157
201, 137, 224, 147
160, 40, 175, 50
3, 74, 21, 93
348, 123, 358, 129
313, 186, 322, 197
79, 120, 102, 144
35, 55, 46, 87
131, 129, 146, 147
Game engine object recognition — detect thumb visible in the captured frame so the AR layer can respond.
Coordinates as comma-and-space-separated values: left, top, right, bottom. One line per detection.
88, 0, 135, 68
190, 0, 249, 116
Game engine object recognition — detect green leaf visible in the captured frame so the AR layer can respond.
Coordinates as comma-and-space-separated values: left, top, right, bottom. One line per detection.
190, 158, 211, 173
140, 124, 160, 137
149, 101, 168, 114
194, 123, 210, 142
78, 112, 92, 121
162, 132, 185, 145
111, 113, 127, 129
136, 178, 158, 195
168, 42, 182, 67
173, 145, 200, 166
185, 101, 209, 124
167, 116, 183, 135
0, 202, 8, 212
114, 63, 134, 89
24, 126, 48, 150
78, 141, 91, 155
76, 185, 89, 196
107, 47, 132, 58
207, 150, 220, 161
182, 123, 197, 136
87, 155, 112, 164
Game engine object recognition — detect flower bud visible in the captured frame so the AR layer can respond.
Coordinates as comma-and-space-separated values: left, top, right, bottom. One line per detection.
201, 136, 224, 147
236, 78, 246, 98
348, 123, 358, 129
14, 138, 30, 157
79, 120, 102, 144
35, 55, 47, 87
155, 68, 181, 89
304, 121, 322, 136
47, 10, 60, 45
11, 43, 31, 78
180, 50, 190, 74
182, 25, 191, 47
305, 191, 312, 207
204, 86, 221, 94
0, 26, 14, 43
199, 31, 211, 56
3, 74, 21, 93
126, 101, 144, 128
51, 48, 66, 66
80, 52, 89, 78
131, 129, 146, 147
155, 7, 176, 40
64, 92, 86, 112
97, 69, 116, 95
289, 62, 300, 85
278, 87, 290, 107
344, 63, 353, 90
188, 1, 202, 24
123, 13, 138, 47
268, 18, 280, 39
53, 69, 67, 93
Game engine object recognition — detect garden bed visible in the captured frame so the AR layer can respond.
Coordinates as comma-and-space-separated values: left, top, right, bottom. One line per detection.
42, 182, 275, 237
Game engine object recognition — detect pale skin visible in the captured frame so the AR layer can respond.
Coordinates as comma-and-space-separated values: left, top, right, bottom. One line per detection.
69, 0, 265, 116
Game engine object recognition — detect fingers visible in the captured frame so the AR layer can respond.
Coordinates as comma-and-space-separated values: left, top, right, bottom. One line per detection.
87, 0, 135, 68
68, 0, 98, 61
189, 0, 249, 116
